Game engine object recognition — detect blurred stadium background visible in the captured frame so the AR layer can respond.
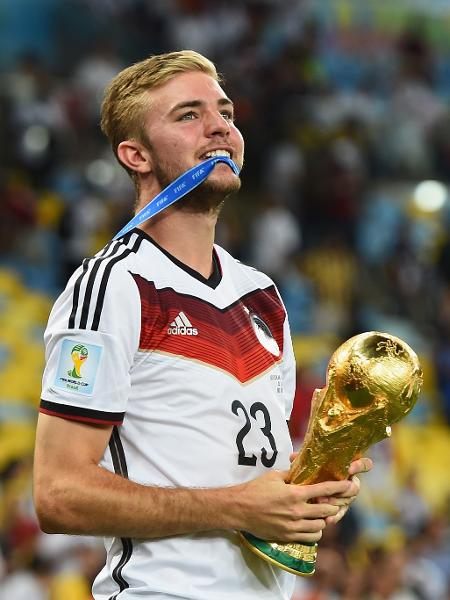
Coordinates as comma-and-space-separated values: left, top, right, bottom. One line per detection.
0, 1, 449, 598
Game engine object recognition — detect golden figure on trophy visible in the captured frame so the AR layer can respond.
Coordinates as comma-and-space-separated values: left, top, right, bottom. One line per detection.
239, 331, 423, 576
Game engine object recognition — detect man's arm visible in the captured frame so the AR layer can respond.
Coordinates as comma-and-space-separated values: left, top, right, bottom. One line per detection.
33, 413, 352, 543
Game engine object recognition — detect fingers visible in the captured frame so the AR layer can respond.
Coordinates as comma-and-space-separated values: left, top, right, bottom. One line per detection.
328, 475, 361, 500
295, 518, 326, 533
312, 475, 360, 525
292, 521, 324, 543
317, 493, 355, 525
347, 474, 360, 497
300, 501, 340, 520
244, 471, 364, 542
300, 479, 352, 500
348, 456, 373, 476
278, 506, 339, 543
316, 495, 353, 507
274, 529, 323, 544
294, 531, 323, 544
325, 506, 348, 525
314, 475, 361, 504
271, 518, 327, 544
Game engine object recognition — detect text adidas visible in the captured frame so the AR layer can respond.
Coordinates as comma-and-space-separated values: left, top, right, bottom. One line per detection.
167, 326, 198, 336
168, 311, 198, 336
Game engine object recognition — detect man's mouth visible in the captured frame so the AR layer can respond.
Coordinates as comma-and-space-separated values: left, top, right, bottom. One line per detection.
200, 149, 232, 160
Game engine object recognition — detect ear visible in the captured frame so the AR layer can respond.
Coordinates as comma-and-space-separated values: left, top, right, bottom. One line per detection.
117, 140, 153, 175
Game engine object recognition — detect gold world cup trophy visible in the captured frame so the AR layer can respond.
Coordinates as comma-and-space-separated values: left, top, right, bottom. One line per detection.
239, 331, 423, 576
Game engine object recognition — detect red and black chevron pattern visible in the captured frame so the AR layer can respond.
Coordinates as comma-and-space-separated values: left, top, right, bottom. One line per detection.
132, 273, 285, 383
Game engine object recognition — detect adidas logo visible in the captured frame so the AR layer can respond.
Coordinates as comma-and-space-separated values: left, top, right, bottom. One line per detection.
167, 312, 198, 336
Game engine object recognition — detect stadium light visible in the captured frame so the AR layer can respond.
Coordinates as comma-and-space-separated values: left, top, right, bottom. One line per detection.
413, 180, 448, 213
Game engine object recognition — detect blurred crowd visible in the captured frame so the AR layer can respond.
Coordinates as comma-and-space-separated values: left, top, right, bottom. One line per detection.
0, 0, 450, 598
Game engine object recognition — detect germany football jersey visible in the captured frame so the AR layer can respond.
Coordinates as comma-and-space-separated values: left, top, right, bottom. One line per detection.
41, 228, 296, 600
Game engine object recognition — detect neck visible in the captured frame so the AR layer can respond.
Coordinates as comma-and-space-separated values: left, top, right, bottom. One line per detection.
139, 207, 218, 279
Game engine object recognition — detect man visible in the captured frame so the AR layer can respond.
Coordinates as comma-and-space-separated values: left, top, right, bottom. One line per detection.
33, 50, 371, 600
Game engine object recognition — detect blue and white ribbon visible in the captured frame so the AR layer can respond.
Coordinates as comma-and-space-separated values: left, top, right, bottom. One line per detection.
113, 156, 240, 240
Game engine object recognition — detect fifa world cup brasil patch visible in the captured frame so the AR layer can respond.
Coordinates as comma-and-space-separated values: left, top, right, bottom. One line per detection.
54, 339, 103, 395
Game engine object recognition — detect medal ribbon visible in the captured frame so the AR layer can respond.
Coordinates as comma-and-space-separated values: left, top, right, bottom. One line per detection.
112, 156, 240, 240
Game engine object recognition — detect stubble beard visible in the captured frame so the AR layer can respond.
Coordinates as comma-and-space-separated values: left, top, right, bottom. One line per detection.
152, 156, 241, 215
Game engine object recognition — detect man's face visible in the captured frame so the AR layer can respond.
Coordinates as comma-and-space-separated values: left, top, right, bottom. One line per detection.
143, 71, 244, 212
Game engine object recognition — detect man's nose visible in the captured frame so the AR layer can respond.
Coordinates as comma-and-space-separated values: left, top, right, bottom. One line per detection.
204, 110, 230, 137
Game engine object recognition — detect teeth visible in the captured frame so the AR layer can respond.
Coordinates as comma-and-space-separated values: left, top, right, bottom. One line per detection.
204, 150, 231, 158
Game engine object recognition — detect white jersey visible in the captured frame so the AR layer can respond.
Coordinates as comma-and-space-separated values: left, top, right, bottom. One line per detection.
41, 228, 296, 600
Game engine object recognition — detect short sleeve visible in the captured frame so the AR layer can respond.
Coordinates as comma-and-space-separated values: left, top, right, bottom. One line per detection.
40, 258, 141, 425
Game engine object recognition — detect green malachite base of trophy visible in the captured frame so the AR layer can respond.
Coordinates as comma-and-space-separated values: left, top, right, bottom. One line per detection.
239, 331, 423, 576
239, 532, 317, 576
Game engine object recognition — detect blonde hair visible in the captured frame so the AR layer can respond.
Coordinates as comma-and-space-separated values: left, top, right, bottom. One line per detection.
100, 50, 220, 177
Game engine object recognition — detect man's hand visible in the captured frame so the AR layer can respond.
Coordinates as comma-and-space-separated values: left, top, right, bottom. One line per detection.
235, 470, 352, 543
312, 456, 373, 525
235, 455, 373, 543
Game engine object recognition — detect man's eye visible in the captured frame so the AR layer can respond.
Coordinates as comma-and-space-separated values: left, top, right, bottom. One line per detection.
179, 111, 197, 121
221, 111, 234, 121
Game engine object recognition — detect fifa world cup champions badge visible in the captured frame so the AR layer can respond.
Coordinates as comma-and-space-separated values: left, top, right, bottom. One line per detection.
54, 339, 103, 395
239, 331, 423, 576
